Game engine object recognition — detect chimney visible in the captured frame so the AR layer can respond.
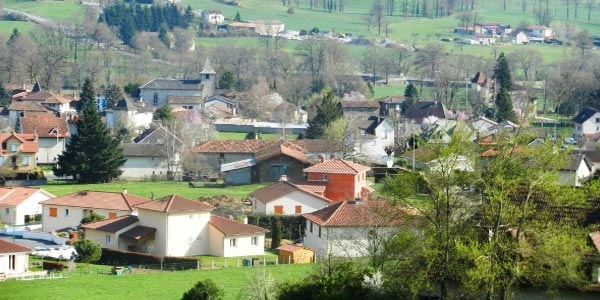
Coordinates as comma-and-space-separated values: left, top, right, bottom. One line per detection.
279, 175, 288, 181
122, 188, 127, 195
319, 154, 325, 163
243, 216, 248, 224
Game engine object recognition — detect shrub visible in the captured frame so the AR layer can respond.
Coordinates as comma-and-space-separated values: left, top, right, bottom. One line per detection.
43, 261, 64, 271
99, 248, 198, 269
287, 7, 295, 14
182, 279, 224, 300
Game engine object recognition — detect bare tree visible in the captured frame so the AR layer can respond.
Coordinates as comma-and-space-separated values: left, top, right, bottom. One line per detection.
369, 0, 386, 35
507, 48, 543, 81
585, 0, 595, 22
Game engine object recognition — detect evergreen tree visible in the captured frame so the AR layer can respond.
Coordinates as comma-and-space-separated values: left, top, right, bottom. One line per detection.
184, 5, 195, 27
154, 103, 174, 121
7, 28, 19, 45
104, 84, 124, 109
495, 89, 516, 122
270, 218, 283, 249
305, 89, 342, 139
401, 82, 418, 113
54, 79, 126, 183
219, 71, 236, 90
234, 11, 242, 22
0, 81, 11, 106
158, 25, 170, 48
78, 78, 96, 111
493, 52, 512, 91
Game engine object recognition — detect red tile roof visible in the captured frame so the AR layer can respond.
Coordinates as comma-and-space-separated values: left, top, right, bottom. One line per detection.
193, 140, 280, 153
304, 159, 370, 174
0, 239, 31, 254
209, 215, 269, 236
254, 141, 310, 164
303, 201, 418, 227
135, 195, 214, 212
7, 101, 52, 112
250, 181, 331, 204
0, 133, 39, 153
40, 191, 150, 211
276, 244, 314, 253
288, 180, 327, 194
20, 112, 69, 138
0, 187, 53, 206
81, 215, 139, 232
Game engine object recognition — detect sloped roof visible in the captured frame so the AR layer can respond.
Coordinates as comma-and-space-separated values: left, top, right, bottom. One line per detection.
8, 101, 53, 112
250, 181, 331, 204
303, 200, 417, 227
209, 215, 269, 236
120, 226, 156, 240
206, 94, 236, 105
341, 101, 380, 109
376, 95, 405, 104
193, 140, 280, 153
573, 107, 599, 124
20, 91, 71, 104
254, 141, 310, 164
471, 72, 489, 85
277, 244, 314, 252
405, 101, 450, 122
140, 79, 203, 91
20, 112, 69, 138
135, 195, 214, 212
122, 144, 167, 157
287, 139, 342, 153
40, 191, 150, 211
0, 187, 53, 206
0, 239, 30, 254
81, 215, 139, 233
0, 133, 39, 153
304, 159, 370, 174
561, 153, 592, 172
201, 57, 216, 74
577, 151, 600, 163
168, 95, 204, 105
288, 180, 327, 194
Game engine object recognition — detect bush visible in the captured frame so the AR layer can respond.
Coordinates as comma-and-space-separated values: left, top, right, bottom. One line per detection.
182, 279, 224, 300
247, 215, 305, 241
287, 7, 295, 14
43, 261, 64, 271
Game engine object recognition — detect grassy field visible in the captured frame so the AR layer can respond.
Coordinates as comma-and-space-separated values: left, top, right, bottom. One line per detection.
217, 131, 298, 140
0, 263, 315, 300
41, 181, 268, 200
4, 0, 85, 22
0, 20, 37, 36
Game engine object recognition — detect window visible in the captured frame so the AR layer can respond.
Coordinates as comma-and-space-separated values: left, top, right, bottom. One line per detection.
309, 221, 313, 233
10, 144, 16, 152
153, 92, 159, 106
4, 208, 9, 215
251, 237, 258, 246
382, 129, 388, 139
106, 235, 111, 245
230, 238, 236, 247
22, 155, 29, 166
49, 207, 57, 217
271, 165, 287, 181
295, 205, 302, 214
64, 209, 69, 217
9, 255, 15, 270
108, 212, 117, 219
322, 174, 328, 181
318, 225, 321, 237
274, 205, 283, 215
596, 117, 599, 123
205, 74, 210, 80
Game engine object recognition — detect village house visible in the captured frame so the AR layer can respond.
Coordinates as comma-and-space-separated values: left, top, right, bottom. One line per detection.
82, 195, 269, 257
19, 112, 69, 164
201, 9, 224, 24
558, 153, 593, 187
7, 101, 54, 129
348, 116, 395, 164
40, 190, 150, 232
105, 98, 154, 132
573, 107, 600, 140
0, 239, 31, 278
524, 25, 553, 38
377, 95, 405, 118
303, 158, 372, 202
508, 31, 529, 44
0, 133, 38, 172
341, 100, 380, 116
204, 94, 238, 118
404, 101, 452, 124
11, 82, 73, 114
120, 144, 170, 180
0, 187, 55, 226
249, 180, 331, 215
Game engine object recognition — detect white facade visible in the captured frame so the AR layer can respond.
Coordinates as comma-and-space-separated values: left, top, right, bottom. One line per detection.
354, 119, 395, 164
208, 229, 265, 257
42, 205, 130, 232
574, 112, 600, 139
202, 11, 224, 24
120, 156, 169, 180
85, 222, 139, 251
37, 137, 67, 164
0, 251, 29, 276
105, 109, 154, 130
0, 190, 53, 226
251, 190, 329, 215
510, 32, 529, 44
559, 159, 592, 187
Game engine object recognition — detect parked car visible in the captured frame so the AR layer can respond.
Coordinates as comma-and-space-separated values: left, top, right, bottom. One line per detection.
564, 137, 578, 145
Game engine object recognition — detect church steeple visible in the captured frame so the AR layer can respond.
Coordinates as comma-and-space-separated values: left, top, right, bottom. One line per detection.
201, 57, 216, 75
200, 57, 216, 98
31, 80, 41, 93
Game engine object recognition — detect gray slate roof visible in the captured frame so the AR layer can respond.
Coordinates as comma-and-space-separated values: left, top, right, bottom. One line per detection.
573, 107, 599, 124
168, 96, 203, 105
140, 79, 203, 91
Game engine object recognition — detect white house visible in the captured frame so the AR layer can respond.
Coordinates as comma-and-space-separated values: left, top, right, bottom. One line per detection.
83, 195, 269, 257
470, 116, 498, 136
303, 201, 417, 257
573, 107, 600, 140
509, 31, 529, 44
349, 116, 395, 164
201, 9, 224, 24
525, 25, 553, 38
0, 187, 55, 226
105, 98, 154, 131
249, 180, 331, 215
558, 153, 593, 187
19, 112, 69, 164
0, 239, 30, 277
40, 191, 150, 232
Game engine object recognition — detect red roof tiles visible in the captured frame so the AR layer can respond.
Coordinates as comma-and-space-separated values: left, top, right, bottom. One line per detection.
304, 159, 370, 174
135, 195, 214, 212
0, 187, 53, 206
20, 112, 69, 138
303, 201, 417, 227
193, 140, 280, 153
209, 215, 269, 236
40, 191, 150, 211
250, 181, 331, 204
0, 239, 31, 254
0, 133, 39, 153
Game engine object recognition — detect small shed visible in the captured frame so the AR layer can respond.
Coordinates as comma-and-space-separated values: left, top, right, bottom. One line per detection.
277, 244, 315, 264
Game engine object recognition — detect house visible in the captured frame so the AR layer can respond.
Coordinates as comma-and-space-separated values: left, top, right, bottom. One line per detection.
377, 95, 405, 118
0, 239, 31, 277
573, 107, 600, 140
341, 101, 380, 116
12, 86, 73, 114
0, 187, 55, 226
558, 153, 592, 187
120, 144, 170, 180
589, 231, 600, 283
250, 20, 285, 36
577, 150, 600, 175
40, 190, 150, 232
83, 195, 269, 257
140, 58, 215, 108
204, 94, 238, 117
249, 180, 331, 215
7, 101, 54, 129
348, 116, 395, 163
302, 200, 416, 257
404, 101, 451, 124
19, 112, 69, 164
303, 158, 372, 202
470, 116, 498, 135
0, 133, 38, 171
470, 72, 494, 105
453, 26, 484, 35
201, 9, 224, 24
105, 98, 154, 131
524, 25, 553, 38
509, 31, 529, 44
277, 244, 315, 264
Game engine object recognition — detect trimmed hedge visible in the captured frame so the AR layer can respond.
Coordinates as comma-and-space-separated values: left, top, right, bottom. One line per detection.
43, 261, 64, 271
247, 215, 306, 241
98, 248, 198, 270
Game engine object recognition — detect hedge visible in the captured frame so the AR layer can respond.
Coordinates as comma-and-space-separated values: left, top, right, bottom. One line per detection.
43, 261, 64, 271
247, 215, 306, 241
98, 248, 198, 270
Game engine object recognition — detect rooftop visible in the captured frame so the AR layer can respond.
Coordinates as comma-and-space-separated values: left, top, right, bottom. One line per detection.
304, 159, 370, 174
209, 215, 269, 236
40, 191, 149, 211
135, 195, 214, 212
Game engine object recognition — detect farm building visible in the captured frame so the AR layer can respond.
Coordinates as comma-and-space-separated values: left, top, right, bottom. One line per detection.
276, 244, 315, 264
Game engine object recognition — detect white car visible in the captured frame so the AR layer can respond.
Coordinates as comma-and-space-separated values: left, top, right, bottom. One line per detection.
564, 137, 578, 145
32, 246, 77, 260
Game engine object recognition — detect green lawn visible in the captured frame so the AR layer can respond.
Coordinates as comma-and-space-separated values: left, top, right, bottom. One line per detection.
4, 0, 85, 22
371, 85, 406, 100
217, 131, 298, 140
0, 263, 315, 300
41, 181, 268, 200
0, 20, 37, 36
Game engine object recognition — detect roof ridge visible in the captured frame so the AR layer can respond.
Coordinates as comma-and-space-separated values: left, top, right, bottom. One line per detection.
164, 194, 176, 212
323, 201, 348, 226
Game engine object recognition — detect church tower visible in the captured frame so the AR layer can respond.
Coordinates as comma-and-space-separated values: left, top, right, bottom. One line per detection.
200, 57, 216, 99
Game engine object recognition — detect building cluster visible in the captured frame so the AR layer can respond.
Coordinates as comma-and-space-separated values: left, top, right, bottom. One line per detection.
453, 23, 554, 45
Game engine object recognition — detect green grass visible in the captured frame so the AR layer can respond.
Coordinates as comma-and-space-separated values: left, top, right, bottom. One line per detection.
41, 181, 268, 200
371, 85, 406, 100
217, 132, 298, 140
4, 0, 85, 22
0, 263, 315, 300
0, 20, 37, 36
196, 250, 280, 268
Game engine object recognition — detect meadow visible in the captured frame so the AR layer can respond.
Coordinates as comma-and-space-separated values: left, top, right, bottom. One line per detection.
0, 263, 316, 300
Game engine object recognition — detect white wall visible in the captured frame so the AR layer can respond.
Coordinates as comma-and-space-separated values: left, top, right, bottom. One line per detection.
254, 190, 329, 215
85, 221, 139, 251
120, 156, 168, 180
42, 205, 130, 232
38, 138, 66, 164
165, 211, 211, 256
13, 191, 53, 225
208, 226, 265, 257
0, 252, 29, 275
357, 120, 395, 164
137, 209, 168, 256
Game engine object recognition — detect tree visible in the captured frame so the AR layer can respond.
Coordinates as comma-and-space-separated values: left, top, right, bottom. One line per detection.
401, 83, 418, 113
73, 238, 102, 270
493, 52, 512, 91
495, 89, 516, 122
154, 103, 174, 121
80, 212, 105, 224
219, 71, 236, 90
182, 279, 224, 300
271, 218, 283, 249
323, 118, 353, 158
493, 53, 516, 122
79, 78, 96, 111
54, 79, 126, 183
0, 81, 11, 106
305, 89, 342, 139
234, 11, 242, 22
104, 84, 124, 109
